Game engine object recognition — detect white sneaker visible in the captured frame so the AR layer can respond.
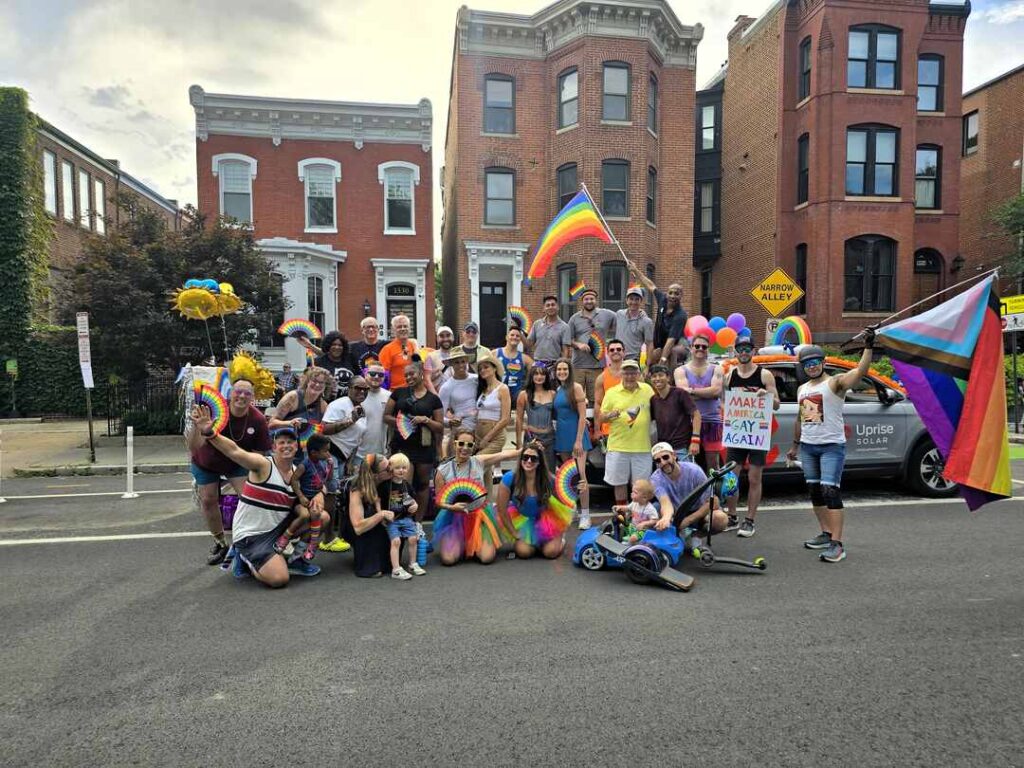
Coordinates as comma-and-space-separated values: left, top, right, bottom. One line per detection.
578, 513, 592, 530
391, 567, 412, 581
409, 562, 426, 576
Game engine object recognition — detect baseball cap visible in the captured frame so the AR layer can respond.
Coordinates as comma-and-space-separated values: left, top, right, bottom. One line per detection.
626, 286, 645, 299
436, 325, 453, 337
621, 359, 641, 371
651, 442, 675, 458
272, 426, 298, 440
735, 333, 755, 348
464, 322, 479, 333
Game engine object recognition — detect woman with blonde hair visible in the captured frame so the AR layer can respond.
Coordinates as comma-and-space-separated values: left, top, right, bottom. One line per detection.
474, 352, 512, 455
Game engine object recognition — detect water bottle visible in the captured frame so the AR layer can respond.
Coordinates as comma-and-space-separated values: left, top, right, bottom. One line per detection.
417, 534, 428, 567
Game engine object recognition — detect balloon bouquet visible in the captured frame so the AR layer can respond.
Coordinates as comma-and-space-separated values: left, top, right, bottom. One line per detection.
683, 311, 752, 357
171, 278, 242, 363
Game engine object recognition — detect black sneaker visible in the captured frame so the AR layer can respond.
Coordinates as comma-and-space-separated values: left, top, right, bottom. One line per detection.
725, 515, 740, 532
207, 541, 230, 566
737, 519, 756, 538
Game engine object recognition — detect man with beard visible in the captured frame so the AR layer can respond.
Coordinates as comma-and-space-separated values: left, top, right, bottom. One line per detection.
615, 287, 654, 362
425, 326, 455, 394
565, 287, 616, 402
628, 264, 688, 367
527, 295, 570, 367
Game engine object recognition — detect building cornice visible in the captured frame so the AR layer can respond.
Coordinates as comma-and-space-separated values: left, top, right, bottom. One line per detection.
189, 86, 432, 152
456, 0, 702, 69
257, 237, 348, 263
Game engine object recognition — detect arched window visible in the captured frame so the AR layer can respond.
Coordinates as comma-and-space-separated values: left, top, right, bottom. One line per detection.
308, 275, 325, 332
844, 235, 896, 312
846, 124, 899, 197
484, 74, 515, 134
213, 153, 257, 224
799, 36, 812, 100
848, 25, 901, 89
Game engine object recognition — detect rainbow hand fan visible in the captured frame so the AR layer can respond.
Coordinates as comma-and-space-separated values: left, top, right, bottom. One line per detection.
587, 331, 607, 361
626, 405, 641, 427
193, 382, 229, 434
508, 306, 532, 335
277, 318, 323, 340
298, 421, 323, 447
554, 458, 580, 508
436, 478, 488, 508
396, 413, 417, 440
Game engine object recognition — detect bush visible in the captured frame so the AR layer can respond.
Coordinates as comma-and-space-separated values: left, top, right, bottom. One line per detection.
7, 327, 108, 417
124, 409, 183, 436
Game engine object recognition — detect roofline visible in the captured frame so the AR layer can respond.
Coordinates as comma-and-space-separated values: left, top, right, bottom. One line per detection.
192, 89, 430, 116
963, 59, 1024, 100
36, 119, 180, 214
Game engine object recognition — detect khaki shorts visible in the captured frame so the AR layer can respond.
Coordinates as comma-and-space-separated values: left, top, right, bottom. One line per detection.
573, 367, 600, 403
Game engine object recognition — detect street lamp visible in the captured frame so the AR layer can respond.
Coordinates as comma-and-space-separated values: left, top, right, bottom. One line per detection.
951, 254, 965, 273
362, 299, 372, 317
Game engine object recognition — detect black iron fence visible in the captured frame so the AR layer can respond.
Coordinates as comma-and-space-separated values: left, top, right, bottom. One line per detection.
106, 380, 182, 437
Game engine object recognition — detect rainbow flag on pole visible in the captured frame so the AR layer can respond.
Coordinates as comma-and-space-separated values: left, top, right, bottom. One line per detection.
525, 190, 612, 284
875, 274, 1011, 510
569, 280, 587, 299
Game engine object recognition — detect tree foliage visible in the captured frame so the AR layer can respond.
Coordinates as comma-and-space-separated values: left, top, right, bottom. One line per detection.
993, 193, 1024, 279
69, 199, 286, 380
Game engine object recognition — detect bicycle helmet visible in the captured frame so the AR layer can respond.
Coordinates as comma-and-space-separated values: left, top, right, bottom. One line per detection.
797, 344, 826, 363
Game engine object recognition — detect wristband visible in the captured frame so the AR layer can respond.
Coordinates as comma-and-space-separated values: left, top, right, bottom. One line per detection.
690, 436, 701, 443
202, 429, 216, 439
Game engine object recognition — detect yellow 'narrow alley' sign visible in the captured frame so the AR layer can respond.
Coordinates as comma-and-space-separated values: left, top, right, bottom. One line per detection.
750, 268, 804, 317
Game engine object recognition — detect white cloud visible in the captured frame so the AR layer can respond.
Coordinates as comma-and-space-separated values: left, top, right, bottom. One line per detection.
975, 1, 1024, 24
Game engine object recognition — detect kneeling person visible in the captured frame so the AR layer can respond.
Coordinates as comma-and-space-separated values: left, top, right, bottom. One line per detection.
650, 442, 729, 536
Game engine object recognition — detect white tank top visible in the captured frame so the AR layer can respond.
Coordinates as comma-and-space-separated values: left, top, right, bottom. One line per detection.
796, 379, 847, 445
476, 386, 503, 421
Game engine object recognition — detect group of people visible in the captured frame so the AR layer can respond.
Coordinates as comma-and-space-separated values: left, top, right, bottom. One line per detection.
188, 261, 878, 588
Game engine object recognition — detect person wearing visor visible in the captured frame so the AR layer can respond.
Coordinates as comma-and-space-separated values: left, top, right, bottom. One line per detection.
723, 333, 780, 538
786, 330, 876, 563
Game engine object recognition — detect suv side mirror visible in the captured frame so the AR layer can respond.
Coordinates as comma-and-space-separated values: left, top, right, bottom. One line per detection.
880, 387, 904, 405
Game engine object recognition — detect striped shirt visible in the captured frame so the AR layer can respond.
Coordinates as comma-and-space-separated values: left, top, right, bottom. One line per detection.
232, 460, 297, 543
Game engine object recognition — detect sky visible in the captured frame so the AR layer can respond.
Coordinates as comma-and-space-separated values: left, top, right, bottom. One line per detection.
2, 0, 1022, 223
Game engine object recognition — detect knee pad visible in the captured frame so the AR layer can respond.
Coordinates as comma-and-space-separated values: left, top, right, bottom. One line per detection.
821, 484, 843, 510
809, 483, 825, 507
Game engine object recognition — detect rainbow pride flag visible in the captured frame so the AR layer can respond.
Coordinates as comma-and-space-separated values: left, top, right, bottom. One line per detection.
875, 275, 1011, 510
526, 190, 612, 284
569, 280, 587, 300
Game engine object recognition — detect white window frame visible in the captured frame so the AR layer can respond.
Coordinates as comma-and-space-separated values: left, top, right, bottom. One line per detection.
94, 178, 106, 235
43, 150, 57, 215
297, 158, 341, 233
212, 153, 257, 226
377, 161, 420, 235
61, 161, 75, 223
78, 168, 91, 229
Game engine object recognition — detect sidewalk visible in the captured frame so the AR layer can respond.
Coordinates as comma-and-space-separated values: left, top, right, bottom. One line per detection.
0, 420, 188, 478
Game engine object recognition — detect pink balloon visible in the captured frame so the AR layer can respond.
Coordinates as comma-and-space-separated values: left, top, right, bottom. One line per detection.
727, 313, 746, 331
692, 326, 716, 345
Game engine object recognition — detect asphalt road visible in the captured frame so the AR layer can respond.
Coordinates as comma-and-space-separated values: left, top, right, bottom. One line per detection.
1, 470, 1023, 766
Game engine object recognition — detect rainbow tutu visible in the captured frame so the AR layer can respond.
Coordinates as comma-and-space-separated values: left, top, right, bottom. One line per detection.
506, 495, 573, 547
433, 502, 503, 559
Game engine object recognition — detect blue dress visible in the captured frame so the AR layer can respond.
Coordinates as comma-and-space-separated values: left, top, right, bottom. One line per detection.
553, 387, 593, 454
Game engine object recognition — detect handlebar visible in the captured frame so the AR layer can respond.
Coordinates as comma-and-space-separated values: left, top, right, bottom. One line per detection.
711, 461, 737, 478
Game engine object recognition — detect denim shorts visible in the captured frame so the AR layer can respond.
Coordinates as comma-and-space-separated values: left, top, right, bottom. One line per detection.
190, 462, 247, 487
387, 517, 418, 540
798, 442, 846, 487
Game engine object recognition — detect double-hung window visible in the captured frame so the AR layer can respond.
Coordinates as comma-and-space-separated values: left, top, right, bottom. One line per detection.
557, 163, 577, 210
298, 158, 340, 232
915, 146, 940, 210
215, 154, 257, 225
797, 134, 809, 204
647, 73, 658, 132
601, 160, 629, 217
846, 125, 898, 197
484, 75, 515, 134
485, 168, 514, 225
61, 161, 75, 222
917, 55, 943, 112
43, 151, 57, 215
602, 63, 630, 121
558, 69, 578, 129
848, 26, 900, 89
799, 37, 812, 101
78, 168, 91, 229
646, 167, 657, 225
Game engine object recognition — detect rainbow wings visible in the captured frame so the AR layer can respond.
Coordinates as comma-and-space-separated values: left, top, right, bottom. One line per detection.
526, 190, 612, 284
875, 275, 1011, 509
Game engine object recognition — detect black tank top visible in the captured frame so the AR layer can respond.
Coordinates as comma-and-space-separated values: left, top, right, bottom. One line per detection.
728, 365, 763, 391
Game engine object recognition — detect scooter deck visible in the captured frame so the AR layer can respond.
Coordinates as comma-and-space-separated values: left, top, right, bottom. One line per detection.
657, 566, 695, 591
596, 534, 628, 557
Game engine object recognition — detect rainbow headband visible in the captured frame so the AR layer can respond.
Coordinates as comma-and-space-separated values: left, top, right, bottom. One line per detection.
554, 458, 580, 508
278, 318, 323, 340
772, 316, 812, 346
193, 382, 229, 434
436, 478, 488, 507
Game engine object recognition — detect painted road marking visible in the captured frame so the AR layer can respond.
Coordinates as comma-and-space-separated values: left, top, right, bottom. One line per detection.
45, 483, 92, 489
0, 489, 192, 500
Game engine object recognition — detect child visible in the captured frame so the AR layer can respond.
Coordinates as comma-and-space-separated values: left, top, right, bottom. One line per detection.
612, 479, 658, 543
379, 453, 424, 580
275, 434, 336, 561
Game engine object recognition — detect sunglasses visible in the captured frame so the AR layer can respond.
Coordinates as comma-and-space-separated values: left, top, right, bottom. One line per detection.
455, 440, 475, 448
736, 346, 754, 354
654, 454, 674, 465
232, 388, 254, 396
692, 344, 708, 350
521, 454, 540, 463
351, 386, 369, 392
801, 359, 824, 369
366, 371, 384, 377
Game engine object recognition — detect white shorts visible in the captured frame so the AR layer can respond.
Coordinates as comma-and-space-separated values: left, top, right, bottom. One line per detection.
604, 451, 652, 487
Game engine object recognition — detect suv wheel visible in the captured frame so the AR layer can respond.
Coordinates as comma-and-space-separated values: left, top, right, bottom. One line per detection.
906, 440, 958, 497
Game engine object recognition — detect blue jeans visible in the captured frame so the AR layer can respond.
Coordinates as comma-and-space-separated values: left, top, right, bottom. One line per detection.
387, 517, 418, 540
190, 462, 247, 487
798, 442, 846, 487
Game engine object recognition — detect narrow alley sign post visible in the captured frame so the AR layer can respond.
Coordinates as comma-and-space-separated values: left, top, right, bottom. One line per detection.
77, 312, 97, 463
750, 268, 804, 317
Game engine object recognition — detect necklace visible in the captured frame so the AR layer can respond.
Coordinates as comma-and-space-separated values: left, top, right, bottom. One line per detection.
227, 408, 250, 442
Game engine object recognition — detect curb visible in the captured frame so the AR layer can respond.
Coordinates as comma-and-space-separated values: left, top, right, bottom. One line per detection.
0, 418, 44, 425
13, 463, 190, 478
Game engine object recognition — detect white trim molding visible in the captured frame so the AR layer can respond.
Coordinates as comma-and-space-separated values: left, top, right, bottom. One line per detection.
211, 153, 257, 177
257, 237, 347, 263
370, 258, 431, 346
464, 241, 529, 327
298, 158, 342, 182
297, 159, 342, 234
377, 161, 420, 236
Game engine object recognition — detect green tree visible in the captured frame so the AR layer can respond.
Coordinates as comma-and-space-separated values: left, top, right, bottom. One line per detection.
69, 199, 286, 380
993, 192, 1024, 279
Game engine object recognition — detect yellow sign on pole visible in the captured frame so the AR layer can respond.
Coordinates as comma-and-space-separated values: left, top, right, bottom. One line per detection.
1000, 294, 1024, 316
750, 268, 804, 317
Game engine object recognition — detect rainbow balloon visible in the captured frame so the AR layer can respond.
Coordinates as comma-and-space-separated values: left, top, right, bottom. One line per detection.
436, 478, 488, 507
193, 382, 229, 434
298, 421, 323, 447
396, 413, 417, 440
508, 306, 532, 335
554, 458, 580, 508
587, 331, 607, 361
772, 316, 812, 347
526, 190, 612, 283
277, 318, 323, 340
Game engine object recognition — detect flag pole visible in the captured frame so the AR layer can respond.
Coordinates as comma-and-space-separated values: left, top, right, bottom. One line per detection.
580, 183, 633, 267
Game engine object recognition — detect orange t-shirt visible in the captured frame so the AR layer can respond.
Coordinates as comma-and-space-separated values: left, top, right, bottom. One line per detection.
597, 368, 622, 436
379, 338, 420, 389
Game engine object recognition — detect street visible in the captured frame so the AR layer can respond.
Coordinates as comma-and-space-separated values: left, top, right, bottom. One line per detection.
2, 470, 1022, 766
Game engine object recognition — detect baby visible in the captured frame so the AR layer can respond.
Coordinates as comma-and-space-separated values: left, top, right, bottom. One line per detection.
612, 479, 658, 543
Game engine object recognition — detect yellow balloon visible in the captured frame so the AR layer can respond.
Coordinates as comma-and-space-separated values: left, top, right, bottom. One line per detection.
173, 287, 218, 321
219, 282, 235, 295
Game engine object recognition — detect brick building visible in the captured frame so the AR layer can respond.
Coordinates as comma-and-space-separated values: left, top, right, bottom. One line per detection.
959, 62, 1024, 286
441, 0, 703, 348
38, 118, 182, 318
706, 0, 969, 344
189, 86, 435, 369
